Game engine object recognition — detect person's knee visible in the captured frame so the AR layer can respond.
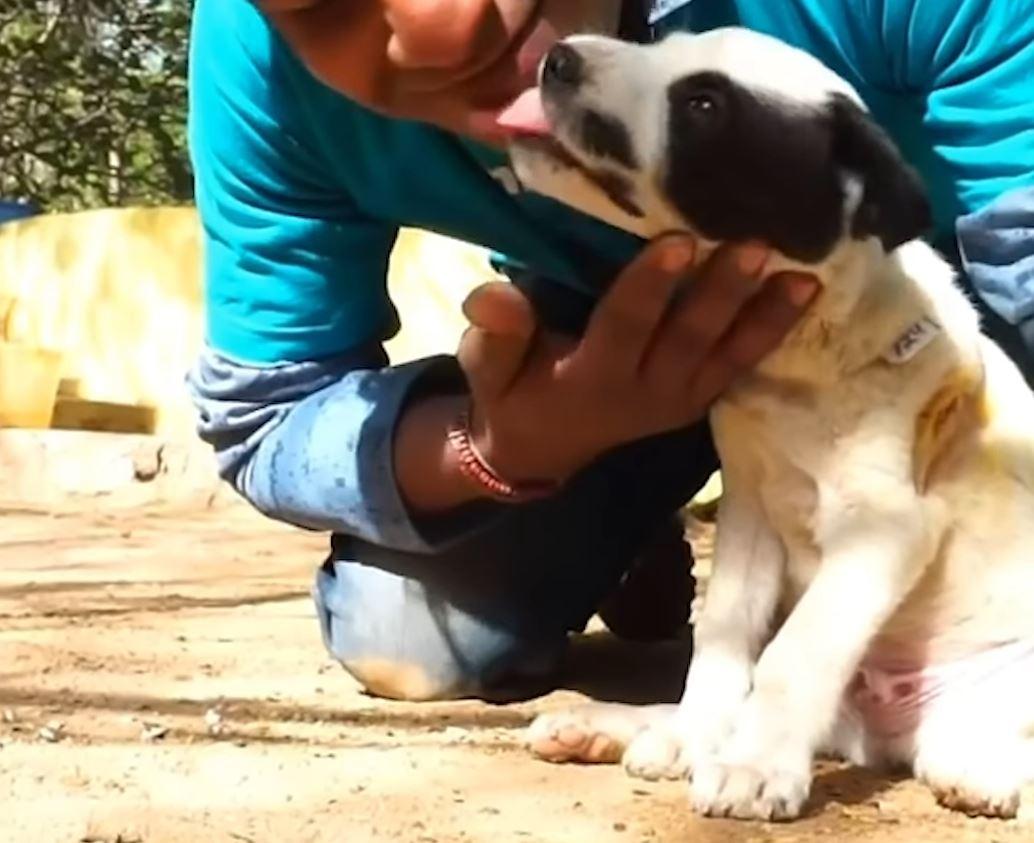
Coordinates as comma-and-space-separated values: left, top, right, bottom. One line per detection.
320, 603, 560, 702
312, 544, 567, 702
338, 655, 468, 702
314, 566, 489, 701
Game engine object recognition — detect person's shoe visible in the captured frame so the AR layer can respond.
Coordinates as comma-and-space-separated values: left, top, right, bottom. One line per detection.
596, 518, 694, 642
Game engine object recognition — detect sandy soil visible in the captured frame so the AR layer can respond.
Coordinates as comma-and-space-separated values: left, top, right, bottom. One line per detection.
2, 502, 1031, 843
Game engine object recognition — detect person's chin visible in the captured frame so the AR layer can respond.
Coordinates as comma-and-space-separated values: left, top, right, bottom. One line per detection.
461, 23, 557, 145
455, 104, 516, 146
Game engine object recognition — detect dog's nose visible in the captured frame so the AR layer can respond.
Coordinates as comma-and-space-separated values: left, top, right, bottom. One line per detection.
541, 42, 584, 88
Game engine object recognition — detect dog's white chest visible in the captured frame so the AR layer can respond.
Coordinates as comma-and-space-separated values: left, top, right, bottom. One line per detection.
712, 387, 828, 575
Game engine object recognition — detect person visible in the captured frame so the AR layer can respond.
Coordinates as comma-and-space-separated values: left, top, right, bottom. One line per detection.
186, 0, 1034, 702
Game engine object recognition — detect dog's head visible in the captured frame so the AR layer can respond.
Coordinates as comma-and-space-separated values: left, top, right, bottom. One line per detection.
503, 28, 931, 264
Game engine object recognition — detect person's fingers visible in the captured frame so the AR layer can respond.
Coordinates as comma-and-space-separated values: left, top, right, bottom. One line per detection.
457, 281, 537, 399
688, 271, 819, 407
643, 241, 769, 384
580, 235, 697, 374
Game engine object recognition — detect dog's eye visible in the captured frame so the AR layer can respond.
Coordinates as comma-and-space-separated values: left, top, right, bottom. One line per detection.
685, 93, 717, 113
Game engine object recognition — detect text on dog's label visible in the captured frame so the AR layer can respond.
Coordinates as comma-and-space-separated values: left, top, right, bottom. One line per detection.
884, 317, 942, 365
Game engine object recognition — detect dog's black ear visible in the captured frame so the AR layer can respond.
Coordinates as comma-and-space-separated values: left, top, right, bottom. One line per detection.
830, 94, 931, 251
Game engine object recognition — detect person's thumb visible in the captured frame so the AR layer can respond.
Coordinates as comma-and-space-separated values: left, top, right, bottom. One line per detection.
457, 281, 536, 400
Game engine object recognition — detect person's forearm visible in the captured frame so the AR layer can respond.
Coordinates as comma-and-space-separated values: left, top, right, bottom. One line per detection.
393, 392, 490, 513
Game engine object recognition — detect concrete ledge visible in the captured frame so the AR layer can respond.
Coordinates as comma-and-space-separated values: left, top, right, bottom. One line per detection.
0, 429, 238, 510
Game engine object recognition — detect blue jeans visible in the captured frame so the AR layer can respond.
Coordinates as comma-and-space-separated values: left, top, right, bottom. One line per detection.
309, 425, 715, 700
189, 342, 716, 700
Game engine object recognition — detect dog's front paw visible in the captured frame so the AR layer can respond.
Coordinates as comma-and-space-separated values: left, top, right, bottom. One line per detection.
928, 777, 1020, 819
621, 693, 742, 782
917, 748, 1022, 819
622, 725, 692, 781
691, 757, 811, 821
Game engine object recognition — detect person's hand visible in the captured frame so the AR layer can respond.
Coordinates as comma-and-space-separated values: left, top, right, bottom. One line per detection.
456, 235, 819, 484
256, 1, 613, 143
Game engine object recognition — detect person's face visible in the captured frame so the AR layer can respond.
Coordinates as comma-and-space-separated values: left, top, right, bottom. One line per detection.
262, 1, 622, 145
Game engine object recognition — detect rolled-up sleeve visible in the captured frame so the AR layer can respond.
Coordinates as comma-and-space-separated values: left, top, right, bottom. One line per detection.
189, 345, 493, 555
957, 187, 1034, 369
239, 355, 487, 554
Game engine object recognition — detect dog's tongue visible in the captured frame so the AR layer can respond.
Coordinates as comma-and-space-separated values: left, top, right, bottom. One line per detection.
496, 87, 551, 136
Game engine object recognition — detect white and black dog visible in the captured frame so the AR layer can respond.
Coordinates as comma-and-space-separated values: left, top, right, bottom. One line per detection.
504, 28, 1034, 822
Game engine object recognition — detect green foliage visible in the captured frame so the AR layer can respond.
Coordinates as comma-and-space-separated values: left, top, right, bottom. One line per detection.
0, 0, 192, 212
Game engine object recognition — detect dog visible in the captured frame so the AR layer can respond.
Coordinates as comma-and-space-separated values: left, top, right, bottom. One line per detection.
501, 27, 1034, 822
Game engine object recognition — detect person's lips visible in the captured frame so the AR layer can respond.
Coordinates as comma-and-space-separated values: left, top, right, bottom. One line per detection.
466, 15, 556, 142
459, 4, 556, 143
491, 11, 558, 137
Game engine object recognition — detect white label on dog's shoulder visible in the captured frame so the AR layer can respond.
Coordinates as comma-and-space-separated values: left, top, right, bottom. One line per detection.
884, 317, 941, 365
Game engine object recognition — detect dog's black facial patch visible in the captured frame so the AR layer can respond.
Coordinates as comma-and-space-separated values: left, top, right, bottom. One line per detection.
829, 94, 930, 251
581, 109, 637, 169
512, 135, 644, 219
663, 73, 929, 262
664, 72, 846, 262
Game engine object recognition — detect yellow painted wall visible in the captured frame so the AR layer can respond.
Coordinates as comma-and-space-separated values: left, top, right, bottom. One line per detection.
0, 206, 496, 435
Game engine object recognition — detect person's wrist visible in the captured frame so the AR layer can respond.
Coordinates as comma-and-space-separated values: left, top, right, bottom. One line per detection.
395, 392, 493, 513
465, 402, 591, 492
448, 407, 563, 503
394, 391, 565, 511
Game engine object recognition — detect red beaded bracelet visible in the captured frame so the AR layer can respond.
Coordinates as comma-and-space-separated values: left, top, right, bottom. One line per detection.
445, 411, 562, 503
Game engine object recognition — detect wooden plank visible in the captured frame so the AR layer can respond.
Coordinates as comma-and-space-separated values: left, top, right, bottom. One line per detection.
51, 397, 156, 434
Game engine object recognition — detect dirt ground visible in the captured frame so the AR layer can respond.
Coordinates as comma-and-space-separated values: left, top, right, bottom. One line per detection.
2, 501, 1031, 843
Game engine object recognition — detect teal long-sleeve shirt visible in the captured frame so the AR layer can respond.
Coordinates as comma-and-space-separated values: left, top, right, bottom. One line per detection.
188, 0, 1034, 365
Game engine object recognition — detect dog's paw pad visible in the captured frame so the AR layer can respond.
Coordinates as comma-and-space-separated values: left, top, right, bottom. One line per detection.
526, 709, 626, 764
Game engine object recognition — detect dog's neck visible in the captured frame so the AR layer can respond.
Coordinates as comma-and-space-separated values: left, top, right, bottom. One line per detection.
750, 237, 978, 386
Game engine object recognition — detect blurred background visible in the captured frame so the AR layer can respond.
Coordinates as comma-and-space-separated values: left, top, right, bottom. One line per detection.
0, 0, 494, 506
